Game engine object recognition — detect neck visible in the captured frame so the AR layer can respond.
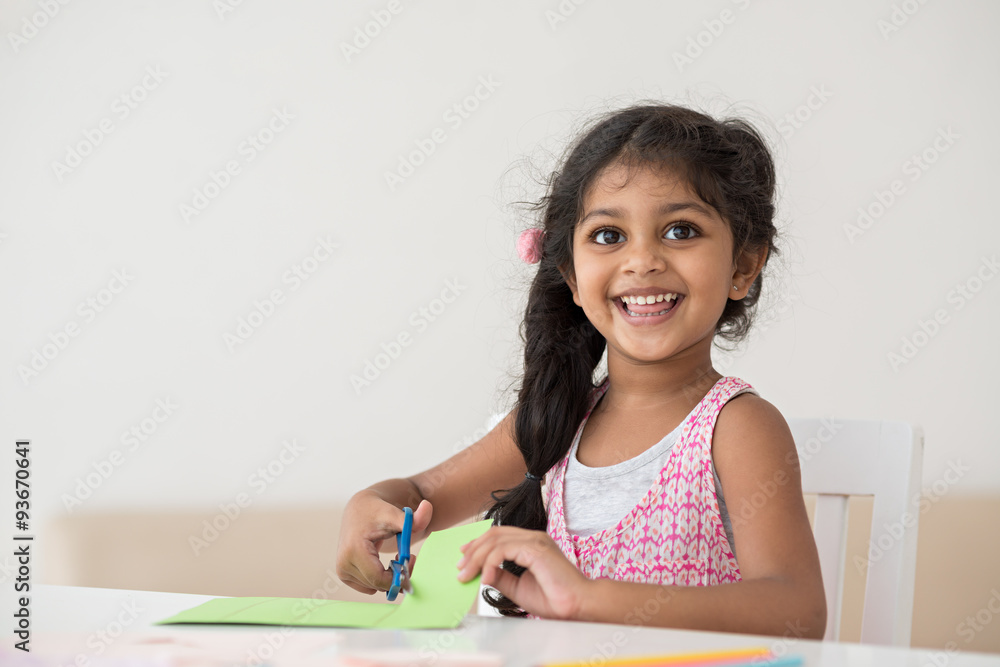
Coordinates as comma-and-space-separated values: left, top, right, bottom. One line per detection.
600, 338, 722, 413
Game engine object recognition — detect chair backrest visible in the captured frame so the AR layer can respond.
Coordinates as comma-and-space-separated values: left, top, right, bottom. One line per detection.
787, 418, 923, 647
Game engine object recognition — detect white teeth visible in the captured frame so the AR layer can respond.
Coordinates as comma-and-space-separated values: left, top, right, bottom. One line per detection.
619, 293, 680, 317
620, 293, 677, 305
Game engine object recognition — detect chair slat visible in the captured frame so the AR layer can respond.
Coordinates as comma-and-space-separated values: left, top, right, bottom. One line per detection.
813, 493, 849, 641
790, 418, 923, 647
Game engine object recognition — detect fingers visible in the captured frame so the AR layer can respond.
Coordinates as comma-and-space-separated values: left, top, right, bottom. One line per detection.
336, 561, 381, 595
456, 527, 552, 583
337, 524, 400, 594
338, 553, 396, 595
411, 499, 433, 539
366, 502, 422, 553
456, 528, 587, 620
373, 502, 413, 540
484, 561, 529, 598
344, 580, 378, 596
455, 527, 551, 616
356, 504, 418, 592
336, 498, 427, 598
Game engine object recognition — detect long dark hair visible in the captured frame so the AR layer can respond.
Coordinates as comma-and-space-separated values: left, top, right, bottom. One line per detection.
483, 103, 779, 615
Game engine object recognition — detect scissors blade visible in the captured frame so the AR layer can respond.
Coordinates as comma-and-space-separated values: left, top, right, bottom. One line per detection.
401, 562, 413, 594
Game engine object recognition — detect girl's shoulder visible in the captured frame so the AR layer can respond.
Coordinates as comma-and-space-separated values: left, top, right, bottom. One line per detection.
715, 377, 784, 431
713, 384, 796, 470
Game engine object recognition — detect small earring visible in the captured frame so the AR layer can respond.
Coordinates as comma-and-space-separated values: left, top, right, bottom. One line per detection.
732, 285, 739, 291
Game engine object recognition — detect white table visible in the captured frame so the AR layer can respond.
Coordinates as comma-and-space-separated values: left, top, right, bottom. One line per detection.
15, 585, 1000, 666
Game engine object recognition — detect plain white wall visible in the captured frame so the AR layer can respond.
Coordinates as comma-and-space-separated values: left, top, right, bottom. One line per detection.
1, 0, 998, 584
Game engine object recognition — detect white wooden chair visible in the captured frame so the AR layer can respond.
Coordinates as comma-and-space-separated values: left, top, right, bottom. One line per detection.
788, 418, 924, 647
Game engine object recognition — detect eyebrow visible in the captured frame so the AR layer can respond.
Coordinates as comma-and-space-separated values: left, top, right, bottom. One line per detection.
579, 201, 716, 225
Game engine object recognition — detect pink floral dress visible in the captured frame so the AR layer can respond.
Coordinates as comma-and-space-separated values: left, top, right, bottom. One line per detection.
542, 376, 756, 587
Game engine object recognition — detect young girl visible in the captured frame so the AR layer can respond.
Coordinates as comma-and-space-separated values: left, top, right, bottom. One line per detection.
336, 103, 826, 638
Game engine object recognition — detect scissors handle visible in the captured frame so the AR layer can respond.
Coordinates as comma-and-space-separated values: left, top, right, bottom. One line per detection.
386, 506, 413, 601
398, 505, 413, 560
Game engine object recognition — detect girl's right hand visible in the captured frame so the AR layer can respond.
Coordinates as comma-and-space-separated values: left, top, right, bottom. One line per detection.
335, 494, 434, 595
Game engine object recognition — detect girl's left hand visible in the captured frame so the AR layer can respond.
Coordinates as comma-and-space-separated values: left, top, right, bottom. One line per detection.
456, 526, 592, 620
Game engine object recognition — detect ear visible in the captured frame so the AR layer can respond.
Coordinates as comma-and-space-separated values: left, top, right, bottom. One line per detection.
558, 263, 582, 307
731, 244, 768, 299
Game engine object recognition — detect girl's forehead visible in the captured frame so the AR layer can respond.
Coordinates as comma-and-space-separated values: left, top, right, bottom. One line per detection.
579, 162, 721, 227
584, 162, 702, 205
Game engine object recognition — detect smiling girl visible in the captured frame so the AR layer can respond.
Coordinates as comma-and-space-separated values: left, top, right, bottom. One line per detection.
336, 103, 826, 637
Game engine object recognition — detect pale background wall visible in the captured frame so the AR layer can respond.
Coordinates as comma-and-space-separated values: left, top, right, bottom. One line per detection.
1, 0, 998, 655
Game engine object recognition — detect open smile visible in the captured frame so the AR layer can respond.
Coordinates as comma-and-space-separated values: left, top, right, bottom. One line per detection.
614, 294, 684, 324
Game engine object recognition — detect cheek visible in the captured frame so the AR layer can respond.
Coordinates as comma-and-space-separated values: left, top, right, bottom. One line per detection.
684, 253, 732, 288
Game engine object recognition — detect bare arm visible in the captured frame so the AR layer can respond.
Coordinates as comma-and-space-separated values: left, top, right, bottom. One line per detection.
336, 408, 526, 593
575, 395, 827, 637
406, 409, 528, 538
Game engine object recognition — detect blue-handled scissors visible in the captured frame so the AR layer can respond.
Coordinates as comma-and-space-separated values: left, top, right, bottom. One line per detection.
386, 506, 413, 601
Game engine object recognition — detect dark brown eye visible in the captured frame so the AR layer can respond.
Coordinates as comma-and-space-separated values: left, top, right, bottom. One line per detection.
593, 228, 623, 245
666, 224, 697, 240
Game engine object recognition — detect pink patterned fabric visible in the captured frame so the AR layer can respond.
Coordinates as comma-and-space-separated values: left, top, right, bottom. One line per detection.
544, 376, 756, 587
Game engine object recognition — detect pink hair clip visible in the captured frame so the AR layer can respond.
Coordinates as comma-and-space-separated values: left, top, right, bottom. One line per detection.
517, 228, 545, 264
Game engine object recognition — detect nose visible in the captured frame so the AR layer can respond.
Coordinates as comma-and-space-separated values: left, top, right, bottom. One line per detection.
621, 234, 666, 275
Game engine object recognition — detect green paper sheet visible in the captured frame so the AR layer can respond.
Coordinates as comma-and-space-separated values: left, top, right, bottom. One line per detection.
157, 518, 493, 629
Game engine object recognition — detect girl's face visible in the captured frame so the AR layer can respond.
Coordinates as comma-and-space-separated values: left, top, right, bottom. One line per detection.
563, 162, 758, 366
